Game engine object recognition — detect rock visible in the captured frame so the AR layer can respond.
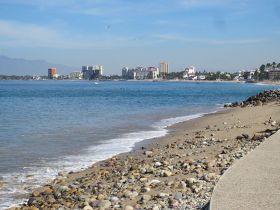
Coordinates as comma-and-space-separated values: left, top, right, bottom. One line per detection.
124, 190, 138, 199
174, 192, 183, 200
186, 178, 197, 185
242, 133, 250, 139
236, 135, 243, 140
144, 151, 153, 157
206, 160, 216, 171
168, 198, 180, 208
58, 171, 67, 177
204, 173, 218, 182
140, 167, 147, 174
158, 192, 169, 198
29, 207, 39, 210
256, 100, 263, 106
252, 133, 265, 140
271, 121, 277, 126
161, 170, 172, 177
141, 187, 151, 193
154, 162, 162, 167
83, 206, 94, 210
57, 185, 69, 193
141, 194, 151, 202
177, 181, 187, 190
46, 195, 56, 204
42, 186, 53, 194
110, 196, 119, 202
98, 200, 111, 209
32, 190, 40, 197
124, 206, 134, 210
152, 206, 160, 210
140, 177, 148, 182
97, 194, 106, 200
27, 197, 37, 206
228, 90, 280, 107
147, 179, 161, 186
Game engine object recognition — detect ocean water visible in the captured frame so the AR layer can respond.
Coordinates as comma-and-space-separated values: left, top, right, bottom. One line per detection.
0, 80, 278, 208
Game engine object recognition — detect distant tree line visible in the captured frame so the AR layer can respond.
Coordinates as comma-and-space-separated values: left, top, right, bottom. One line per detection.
163, 70, 236, 80
254, 62, 280, 81
0, 75, 46, 80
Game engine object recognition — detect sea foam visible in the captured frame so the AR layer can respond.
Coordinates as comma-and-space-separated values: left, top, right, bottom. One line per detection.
0, 112, 208, 209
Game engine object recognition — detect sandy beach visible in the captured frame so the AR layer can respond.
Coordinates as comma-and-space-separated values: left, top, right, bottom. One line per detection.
9, 98, 280, 209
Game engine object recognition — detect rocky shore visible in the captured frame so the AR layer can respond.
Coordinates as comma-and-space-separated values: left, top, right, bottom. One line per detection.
225, 89, 280, 107
9, 99, 280, 210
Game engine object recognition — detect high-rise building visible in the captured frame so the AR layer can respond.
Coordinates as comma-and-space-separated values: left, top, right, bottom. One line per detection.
159, 62, 169, 75
82, 65, 103, 80
48, 67, 58, 79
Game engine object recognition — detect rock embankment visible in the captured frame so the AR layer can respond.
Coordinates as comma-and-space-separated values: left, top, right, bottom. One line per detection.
225, 89, 280, 107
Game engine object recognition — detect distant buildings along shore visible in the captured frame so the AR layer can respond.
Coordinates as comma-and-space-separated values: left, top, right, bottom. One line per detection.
48, 68, 58, 79
2, 61, 280, 82
47, 65, 103, 80
122, 62, 170, 80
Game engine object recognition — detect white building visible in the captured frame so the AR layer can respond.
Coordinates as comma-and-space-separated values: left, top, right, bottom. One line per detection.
241, 69, 256, 80
69, 71, 83, 80
122, 66, 159, 80
198, 75, 206, 80
183, 66, 196, 80
147, 67, 159, 79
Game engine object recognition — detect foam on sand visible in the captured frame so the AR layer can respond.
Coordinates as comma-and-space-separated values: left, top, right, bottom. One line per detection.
0, 112, 212, 209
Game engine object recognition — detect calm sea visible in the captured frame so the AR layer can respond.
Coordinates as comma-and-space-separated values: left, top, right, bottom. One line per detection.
0, 80, 277, 208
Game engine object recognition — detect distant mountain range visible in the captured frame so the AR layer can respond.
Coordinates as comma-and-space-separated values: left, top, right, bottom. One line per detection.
0, 56, 76, 76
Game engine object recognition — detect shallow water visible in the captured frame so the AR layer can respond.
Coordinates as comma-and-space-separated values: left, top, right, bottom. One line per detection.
0, 80, 278, 208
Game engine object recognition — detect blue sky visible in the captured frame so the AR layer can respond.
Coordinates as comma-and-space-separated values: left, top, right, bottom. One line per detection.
0, 0, 280, 74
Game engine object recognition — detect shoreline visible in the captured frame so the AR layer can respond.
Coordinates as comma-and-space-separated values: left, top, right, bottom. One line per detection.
10, 102, 280, 210
3, 109, 220, 209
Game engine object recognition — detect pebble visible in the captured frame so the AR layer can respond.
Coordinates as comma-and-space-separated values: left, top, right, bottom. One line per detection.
174, 192, 183, 200
124, 205, 134, 210
83, 205, 93, 210
98, 200, 111, 209
144, 151, 153, 157
161, 170, 172, 177
110, 196, 119, 202
141, 194, 152, 202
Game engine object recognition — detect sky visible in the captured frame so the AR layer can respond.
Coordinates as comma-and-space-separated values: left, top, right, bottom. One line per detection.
0, 0, 280, 75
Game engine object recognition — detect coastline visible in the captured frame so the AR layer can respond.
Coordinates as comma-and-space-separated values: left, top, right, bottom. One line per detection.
2, 109, 219, 209
10, 101, 280, 210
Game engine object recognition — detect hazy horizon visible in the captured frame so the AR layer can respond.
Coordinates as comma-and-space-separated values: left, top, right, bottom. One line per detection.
0, 0, 280, 75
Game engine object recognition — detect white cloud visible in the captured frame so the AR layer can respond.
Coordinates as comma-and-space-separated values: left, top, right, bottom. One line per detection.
0, 19, 138, 49
153, 20, 190, 27
153, 33, 265, 45
179, 0, 225, 7
0, 20, 60, 47
178, 0, 251, 10
0, 0, 128, 17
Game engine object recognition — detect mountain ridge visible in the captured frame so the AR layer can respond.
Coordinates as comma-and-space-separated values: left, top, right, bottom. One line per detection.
0, 55, 76, 76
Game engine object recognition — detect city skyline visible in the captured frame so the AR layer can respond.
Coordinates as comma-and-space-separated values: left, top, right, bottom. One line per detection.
0, 0, 280, 75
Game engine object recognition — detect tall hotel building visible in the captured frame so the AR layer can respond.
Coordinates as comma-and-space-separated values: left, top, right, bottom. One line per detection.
48, 67, 58, 79
82, 65, 103, 80
159, 62, 169, 75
